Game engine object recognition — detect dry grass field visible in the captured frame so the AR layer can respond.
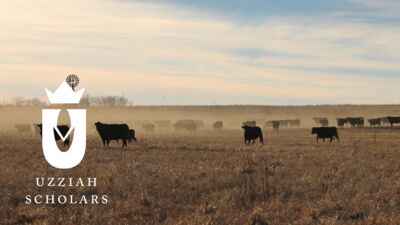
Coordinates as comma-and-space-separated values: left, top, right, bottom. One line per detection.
2, 128, 400, 225
1, 105, 400, 225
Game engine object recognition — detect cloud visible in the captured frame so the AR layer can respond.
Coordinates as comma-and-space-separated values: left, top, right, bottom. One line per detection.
0, 0, 399, 104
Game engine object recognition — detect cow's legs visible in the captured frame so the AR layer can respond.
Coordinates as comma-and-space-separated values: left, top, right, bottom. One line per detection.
323, 138, 325, 143
251, 139, 255, 145
122, 139, 127, 148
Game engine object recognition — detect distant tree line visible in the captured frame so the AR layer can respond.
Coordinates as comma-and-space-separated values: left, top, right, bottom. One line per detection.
1, 96, 47, 106
0, 95, 131, 107
80, 94, 131, 106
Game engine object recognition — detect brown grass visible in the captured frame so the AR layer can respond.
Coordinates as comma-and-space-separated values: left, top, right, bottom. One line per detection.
1, 126, 400, 225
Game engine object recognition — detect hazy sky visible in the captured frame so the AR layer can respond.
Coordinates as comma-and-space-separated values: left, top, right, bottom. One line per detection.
0, 0, 399, 105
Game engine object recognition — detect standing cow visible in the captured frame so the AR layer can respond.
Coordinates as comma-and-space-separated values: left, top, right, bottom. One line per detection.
336, 118, 347, 128
346, 117, 364, 128
311, 127, 339, 143
213, 121, 223, 130
94, 122, 130, 148
242, 125, 264, 145
368, 118, 381, 127
386, 116, 400, 127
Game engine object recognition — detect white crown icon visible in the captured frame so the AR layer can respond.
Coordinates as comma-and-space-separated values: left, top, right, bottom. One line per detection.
45, 81, 85, 104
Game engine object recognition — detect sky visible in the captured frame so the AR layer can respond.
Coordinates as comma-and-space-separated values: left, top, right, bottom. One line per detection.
0, 0, 399, 105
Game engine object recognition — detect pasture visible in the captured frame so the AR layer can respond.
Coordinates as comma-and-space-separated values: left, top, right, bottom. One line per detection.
1, 125, 400, 224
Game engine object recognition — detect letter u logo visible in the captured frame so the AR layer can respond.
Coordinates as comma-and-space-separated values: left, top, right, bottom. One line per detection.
42, 109, 86, 169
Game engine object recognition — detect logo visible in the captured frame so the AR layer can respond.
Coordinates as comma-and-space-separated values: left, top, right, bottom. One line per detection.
42, 75, 86, 169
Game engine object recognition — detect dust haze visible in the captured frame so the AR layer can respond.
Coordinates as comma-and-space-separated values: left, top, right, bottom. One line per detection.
2, 105, 400, 132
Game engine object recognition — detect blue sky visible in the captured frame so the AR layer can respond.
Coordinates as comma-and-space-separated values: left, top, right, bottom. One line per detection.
0, 0, 399, 105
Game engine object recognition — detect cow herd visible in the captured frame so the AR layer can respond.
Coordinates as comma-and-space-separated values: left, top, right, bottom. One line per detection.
10, 115, 400, 147
264, 119, 300, 131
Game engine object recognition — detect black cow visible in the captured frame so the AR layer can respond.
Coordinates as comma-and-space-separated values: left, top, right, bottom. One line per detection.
386, 117, 400, 127
336, 118, 347, 128
368, 118, 381, 127
242, 125, 264, 145
94, 122, 130, 148
128, 129, 137, 143
311, 127, 339, 143
36, 124, 71, 147
346, 117, 364, 128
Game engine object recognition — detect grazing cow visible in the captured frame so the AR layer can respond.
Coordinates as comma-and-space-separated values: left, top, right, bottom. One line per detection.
265, 121, 280, 131
128, 129, 137, 143
142, 123, 155, 132
313, 117, 329, 127
336, 118, 347, 128
94, 122, 130, 148
386, 116, 400, 127
213, 121, 223, 130
15, 124, 32, 135
346, 117, 364, 128
173, 120, 198, 132
154, 120, 171, 129
368, 118, 381, 127
288, 119, 301, 128
311, 127, 339, 143
242, 121, 256, 127
36, 124, 70, 147
242, 125, 264, 145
